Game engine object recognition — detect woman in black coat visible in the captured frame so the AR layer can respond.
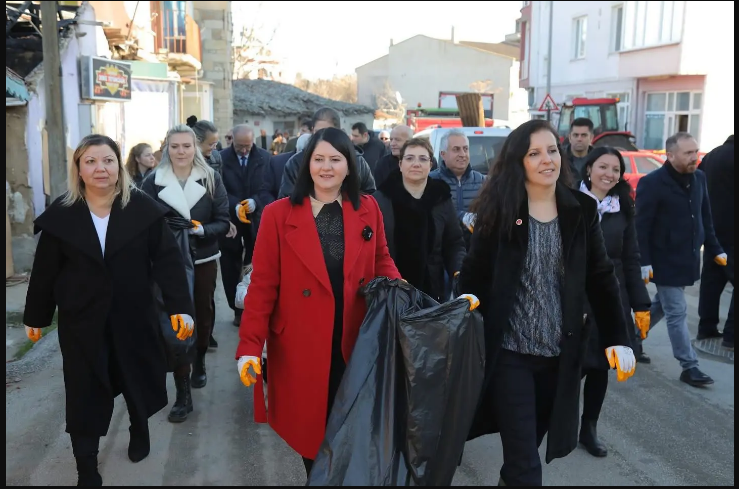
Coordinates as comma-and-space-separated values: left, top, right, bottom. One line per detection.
124, 142, 156, 187
577, 147, 651, 457
23, 134, 195, 486
141, 124, 230, 423
373, 137, 466, 303
458, 120, 635, 486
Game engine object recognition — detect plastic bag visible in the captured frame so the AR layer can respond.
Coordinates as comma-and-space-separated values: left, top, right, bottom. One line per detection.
153, 217, 197, 370
308, 277, 485, 486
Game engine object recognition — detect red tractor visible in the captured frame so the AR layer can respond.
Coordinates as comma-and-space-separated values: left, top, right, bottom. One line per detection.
556, 98, 638, 151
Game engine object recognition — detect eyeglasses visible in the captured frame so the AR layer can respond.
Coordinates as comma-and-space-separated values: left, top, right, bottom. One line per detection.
402, 155, 431, 164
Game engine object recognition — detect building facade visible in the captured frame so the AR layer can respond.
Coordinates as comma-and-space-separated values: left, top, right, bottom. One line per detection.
356, 34, 526, 125
520, 0, 734, 151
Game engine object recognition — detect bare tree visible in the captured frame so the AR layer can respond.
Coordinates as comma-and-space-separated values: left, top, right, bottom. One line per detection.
373, 81, 406, 119
232, 2, 280, 80
294, 74, 358, 103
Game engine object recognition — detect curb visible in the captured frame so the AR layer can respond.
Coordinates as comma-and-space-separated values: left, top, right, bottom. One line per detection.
693, 337, 734, 364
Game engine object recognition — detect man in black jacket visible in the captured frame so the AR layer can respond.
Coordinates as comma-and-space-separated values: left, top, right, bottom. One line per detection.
278, 107, 376, 199
219, 125, 271, 326
697, 135, 734, 349
351, 121, 388, 172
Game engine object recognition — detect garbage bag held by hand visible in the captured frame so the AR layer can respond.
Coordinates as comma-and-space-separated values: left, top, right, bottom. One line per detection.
308, 277, 485, 486
152, 221, 197, 369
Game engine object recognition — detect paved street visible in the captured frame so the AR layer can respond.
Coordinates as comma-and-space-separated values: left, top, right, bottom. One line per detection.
5, 277, 734, 486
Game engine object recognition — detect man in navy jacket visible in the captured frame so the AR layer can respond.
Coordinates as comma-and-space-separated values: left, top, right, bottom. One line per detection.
636, 132, 727, 387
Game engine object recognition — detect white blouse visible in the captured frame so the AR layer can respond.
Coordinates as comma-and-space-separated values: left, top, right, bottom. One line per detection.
90, 212, 110, 255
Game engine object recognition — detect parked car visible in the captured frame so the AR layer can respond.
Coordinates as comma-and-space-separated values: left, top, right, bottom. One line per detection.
646, 149, 707, 166
619, 151, 665, 198
414, 127, 512, 175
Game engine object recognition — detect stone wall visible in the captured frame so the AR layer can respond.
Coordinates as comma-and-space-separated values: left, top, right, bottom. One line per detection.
193, 1, 234, 140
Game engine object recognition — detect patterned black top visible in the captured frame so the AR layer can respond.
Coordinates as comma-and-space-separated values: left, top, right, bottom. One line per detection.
314, 201, 345, 357
502, 216, 564, 357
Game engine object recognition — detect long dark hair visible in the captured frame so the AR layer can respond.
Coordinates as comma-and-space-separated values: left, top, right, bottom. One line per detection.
290, 127, 361, 210
471, 119, 572, 238
582, 146, 634, 216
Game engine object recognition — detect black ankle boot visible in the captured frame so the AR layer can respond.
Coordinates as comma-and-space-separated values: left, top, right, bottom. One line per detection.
579, 418, 608, 457
75, 455, 103, 486
191, 351, 207, 389
168, 374, 193, 423
128, 419, 150, 463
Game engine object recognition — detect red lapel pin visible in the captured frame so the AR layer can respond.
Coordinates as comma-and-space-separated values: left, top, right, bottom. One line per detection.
516, 219, 523, 226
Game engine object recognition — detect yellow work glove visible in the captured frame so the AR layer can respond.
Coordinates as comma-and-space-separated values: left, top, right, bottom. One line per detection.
189, 219, 205, 236
25, 326, 42, 343
714, 253, 728, 266
237, 356, 262, 387
641, 265, 653, 284
634, 311, 650, 340
170, 314, 195, 341
235, 199, 256, 224
605, 346, 636, 382
458, 293, 480, 311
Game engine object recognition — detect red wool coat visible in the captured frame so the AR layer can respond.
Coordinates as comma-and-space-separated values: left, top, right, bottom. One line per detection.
236, 194, 400, 459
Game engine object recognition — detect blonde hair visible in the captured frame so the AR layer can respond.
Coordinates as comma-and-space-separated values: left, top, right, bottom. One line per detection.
62, 134, 133, 207
157, 124, 215, 195
125, 142, 153, 178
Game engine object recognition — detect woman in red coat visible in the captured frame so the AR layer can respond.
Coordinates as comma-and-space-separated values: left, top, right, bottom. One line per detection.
235, 127, 400, 476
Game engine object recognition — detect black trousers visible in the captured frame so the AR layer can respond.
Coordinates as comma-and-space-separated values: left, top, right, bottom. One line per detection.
581, 368, 608, 422
219, 228, 254, 312
492, 349, 559, 487
699, 245, 734, 342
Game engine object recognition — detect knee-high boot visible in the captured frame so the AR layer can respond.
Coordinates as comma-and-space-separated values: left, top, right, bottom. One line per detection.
70, 434, 102, 486
191, 348, 207, 389
168, 369, 193, 423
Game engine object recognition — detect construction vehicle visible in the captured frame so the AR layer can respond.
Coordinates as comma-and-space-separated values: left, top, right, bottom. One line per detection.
556, 98, 638, 151
405, 107, 496, 132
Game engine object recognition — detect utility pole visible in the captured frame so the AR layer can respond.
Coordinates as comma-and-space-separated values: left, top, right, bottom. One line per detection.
41, 1, 67, 201
546, 0, 554, 122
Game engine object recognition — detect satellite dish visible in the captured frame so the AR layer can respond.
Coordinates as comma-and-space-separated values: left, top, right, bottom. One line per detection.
395, 91, 403, 104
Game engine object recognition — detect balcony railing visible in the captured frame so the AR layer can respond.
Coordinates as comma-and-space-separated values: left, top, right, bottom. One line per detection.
152, 2, 201, 63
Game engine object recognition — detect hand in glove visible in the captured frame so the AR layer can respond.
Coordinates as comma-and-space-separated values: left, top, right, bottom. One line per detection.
605, 346, 636, 382
461, 213, 476, 233
641, 265, 653, 284
170, 314, 195, 341
235, 199, 256, 224
25, 326, 42, 343
458, 293, 480, 311
634, 311, 650, 339
714, 253, 728, 266
237, 355, 262, 387
188, 220, 205, 236
226, 222, 238, 238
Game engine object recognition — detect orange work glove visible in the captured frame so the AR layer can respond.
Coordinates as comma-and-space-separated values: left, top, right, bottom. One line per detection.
25, 326, 42, 343
605, 346, 636, 382
237, 356, 262, 387
170, 314, 195, 341
714, 253, 728, 266
634, 311, 650, 340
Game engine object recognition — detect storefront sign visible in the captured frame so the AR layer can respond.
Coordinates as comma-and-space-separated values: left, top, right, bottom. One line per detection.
80, 56, 132, 102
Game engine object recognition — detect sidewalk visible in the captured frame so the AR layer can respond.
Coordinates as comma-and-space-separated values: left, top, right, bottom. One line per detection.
6, 275, 29, 363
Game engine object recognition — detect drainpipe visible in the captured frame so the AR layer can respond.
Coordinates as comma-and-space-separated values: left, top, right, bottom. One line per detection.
546, 0, 553, 121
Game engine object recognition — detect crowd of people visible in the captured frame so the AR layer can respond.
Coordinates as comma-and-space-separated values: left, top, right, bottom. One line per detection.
21, 107, 733, 486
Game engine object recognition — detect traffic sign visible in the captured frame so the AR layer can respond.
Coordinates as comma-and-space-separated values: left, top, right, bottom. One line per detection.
539, 93, 559, 112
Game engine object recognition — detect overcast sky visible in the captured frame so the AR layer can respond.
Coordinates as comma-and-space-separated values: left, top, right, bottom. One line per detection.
233, 1, 523, 81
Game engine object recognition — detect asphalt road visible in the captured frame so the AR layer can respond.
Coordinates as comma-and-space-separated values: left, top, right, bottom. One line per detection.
5, 278, 734, 486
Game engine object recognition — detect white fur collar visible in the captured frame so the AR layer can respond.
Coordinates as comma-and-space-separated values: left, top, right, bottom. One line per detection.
154, 165, 208, 219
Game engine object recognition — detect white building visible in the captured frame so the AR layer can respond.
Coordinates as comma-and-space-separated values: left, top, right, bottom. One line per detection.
356, 34, 528, 126
520, 0, 734, 151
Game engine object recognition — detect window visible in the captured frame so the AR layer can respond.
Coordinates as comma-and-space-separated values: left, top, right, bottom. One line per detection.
623, 1, 684, 50
634, 156, 663, 174
642, 90, 702, 149
572, 16, 587, 59
612, 5, 624, 52
607, 92, 631, 131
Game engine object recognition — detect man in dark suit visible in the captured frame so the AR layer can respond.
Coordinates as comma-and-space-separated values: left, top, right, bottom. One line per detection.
635, 132, 726, 387
697, 135, 734, 350
219, 124, 271, 326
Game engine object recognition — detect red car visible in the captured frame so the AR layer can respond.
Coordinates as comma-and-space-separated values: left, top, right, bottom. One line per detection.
619, 151, 665, 199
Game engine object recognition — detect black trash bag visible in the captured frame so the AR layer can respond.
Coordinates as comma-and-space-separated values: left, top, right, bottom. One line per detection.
153, 217, 197, 370
308, 277, 485, 486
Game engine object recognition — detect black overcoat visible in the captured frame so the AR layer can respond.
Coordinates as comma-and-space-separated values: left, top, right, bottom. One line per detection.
23, 190, 195, 436
458, 183, 630, 463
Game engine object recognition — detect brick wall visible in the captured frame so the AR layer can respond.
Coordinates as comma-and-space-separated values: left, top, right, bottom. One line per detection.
193, 1, 234, 139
